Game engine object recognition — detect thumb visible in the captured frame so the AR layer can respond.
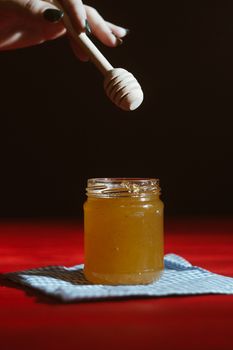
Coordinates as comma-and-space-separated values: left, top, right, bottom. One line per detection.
23, 0, 64, 23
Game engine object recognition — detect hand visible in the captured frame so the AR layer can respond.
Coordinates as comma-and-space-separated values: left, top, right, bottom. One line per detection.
0, 0, 129, 60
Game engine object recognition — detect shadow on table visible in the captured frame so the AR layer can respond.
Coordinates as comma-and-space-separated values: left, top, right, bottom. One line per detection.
0, 267, 93, 305
0, 274, 62, 304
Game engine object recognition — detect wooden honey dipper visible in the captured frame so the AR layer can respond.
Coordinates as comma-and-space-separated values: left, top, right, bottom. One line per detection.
59, 10, 144, 111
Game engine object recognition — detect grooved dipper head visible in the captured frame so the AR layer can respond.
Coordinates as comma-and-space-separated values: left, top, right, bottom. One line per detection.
104, 68, 144, 111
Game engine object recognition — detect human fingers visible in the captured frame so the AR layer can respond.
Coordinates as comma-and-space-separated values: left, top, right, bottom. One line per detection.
85, 5, 128, 47
0, 0, 66, 49
56, 0, 86, 33
105, 21, 129, 39
21, 0, 64, 23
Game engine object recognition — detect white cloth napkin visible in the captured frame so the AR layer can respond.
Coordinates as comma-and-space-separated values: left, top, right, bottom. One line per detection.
4, 254, 233, 302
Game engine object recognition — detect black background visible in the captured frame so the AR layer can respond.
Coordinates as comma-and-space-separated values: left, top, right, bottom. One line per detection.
0, 0, 232, 218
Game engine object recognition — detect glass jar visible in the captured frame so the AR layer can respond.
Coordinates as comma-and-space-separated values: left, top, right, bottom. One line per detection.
83, 178, 164, 285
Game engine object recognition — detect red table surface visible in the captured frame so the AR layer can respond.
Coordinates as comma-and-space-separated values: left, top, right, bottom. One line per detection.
0, 217, 233, 350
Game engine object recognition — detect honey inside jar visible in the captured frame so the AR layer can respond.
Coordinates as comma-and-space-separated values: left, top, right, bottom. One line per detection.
84, 178, 164, 285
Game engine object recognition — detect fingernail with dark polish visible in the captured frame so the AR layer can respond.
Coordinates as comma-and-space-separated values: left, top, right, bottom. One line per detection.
43, 9, 64, 23
112, 34, 123, 46
85, 19, 92, 35
125, 29, 130, 35
116, 37, 123, 46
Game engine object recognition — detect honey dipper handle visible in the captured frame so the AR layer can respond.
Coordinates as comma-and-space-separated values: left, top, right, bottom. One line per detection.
52, 0, 114, 74
59, 8, 113, 75
74, 32, 114, 75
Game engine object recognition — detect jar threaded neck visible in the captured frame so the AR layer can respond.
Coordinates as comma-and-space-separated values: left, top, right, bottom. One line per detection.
86, 178, 161, 198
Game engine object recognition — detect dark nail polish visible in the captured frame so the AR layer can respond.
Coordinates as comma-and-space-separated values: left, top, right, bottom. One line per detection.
116, 37, 123, 46
112, 34, 123, 46
125, 29, 130, 35
43, 9, 64, 23
85, 19, 92, 36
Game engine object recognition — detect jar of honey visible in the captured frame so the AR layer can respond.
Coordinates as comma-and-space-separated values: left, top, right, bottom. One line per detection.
83, 178, 164, 285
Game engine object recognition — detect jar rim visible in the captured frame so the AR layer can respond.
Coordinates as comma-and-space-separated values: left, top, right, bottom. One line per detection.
86, 178, 160, 198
